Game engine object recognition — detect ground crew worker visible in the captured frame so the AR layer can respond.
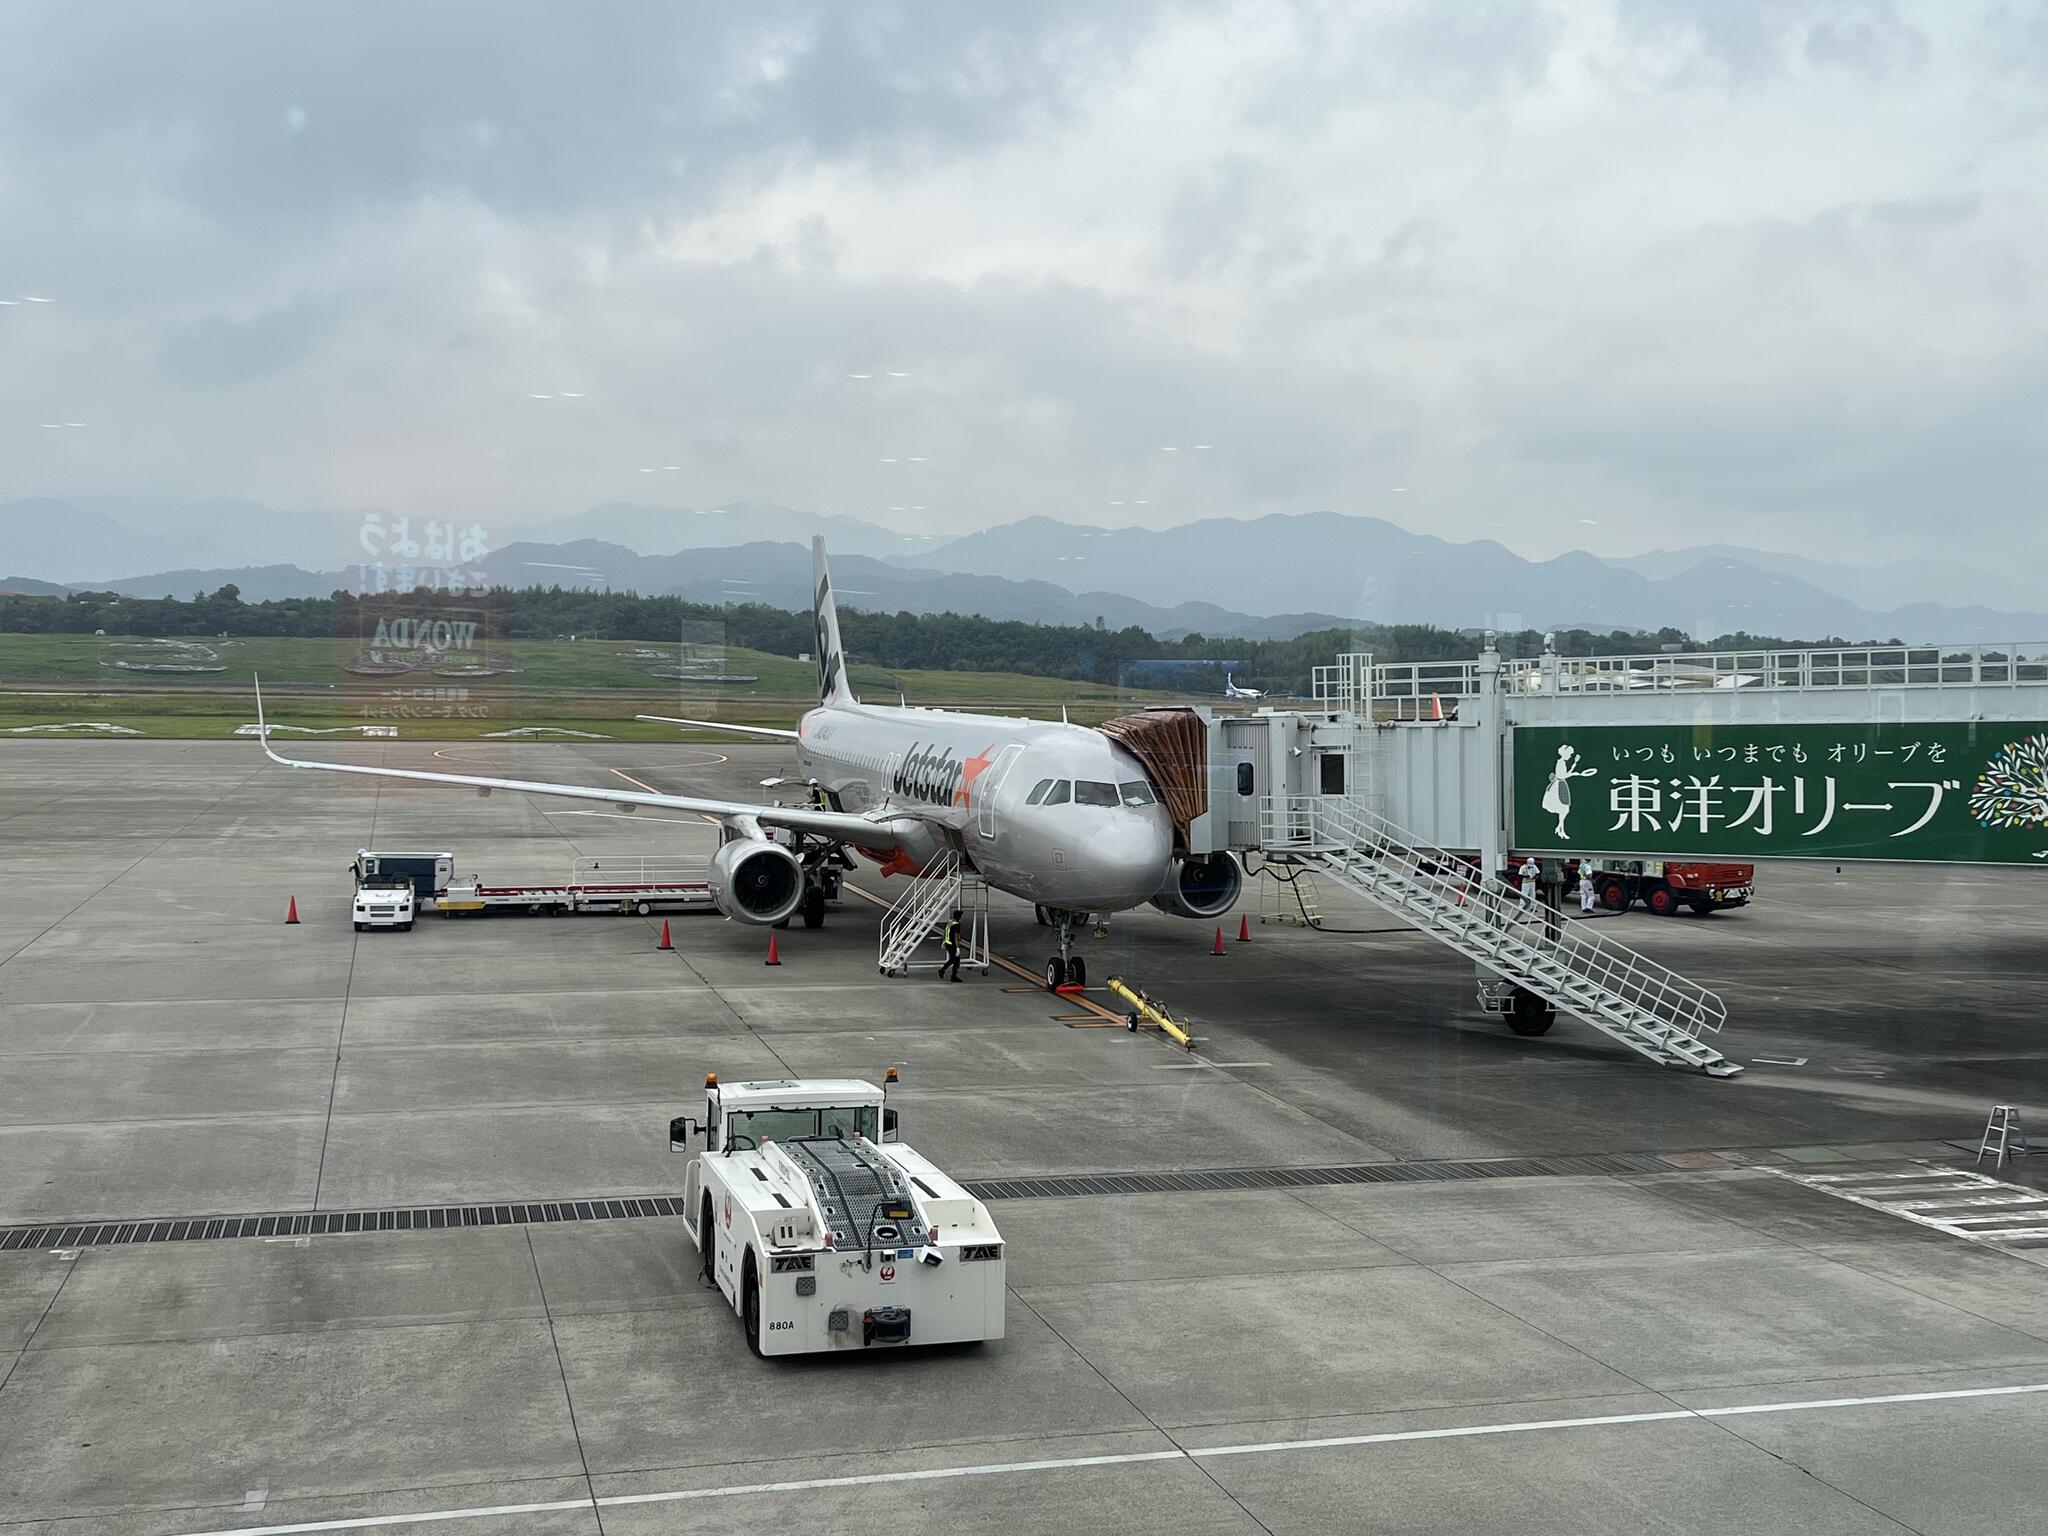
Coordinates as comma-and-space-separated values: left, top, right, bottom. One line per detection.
1521, 856, 1562, 942
1577, 868, 1596, 915
940, 909, 963, 981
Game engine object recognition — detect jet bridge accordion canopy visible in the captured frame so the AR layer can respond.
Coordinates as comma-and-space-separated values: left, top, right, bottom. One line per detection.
1099, 709, 1208, 848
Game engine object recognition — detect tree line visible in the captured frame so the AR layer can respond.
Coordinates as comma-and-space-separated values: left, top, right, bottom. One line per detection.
0, 584, 1907, 694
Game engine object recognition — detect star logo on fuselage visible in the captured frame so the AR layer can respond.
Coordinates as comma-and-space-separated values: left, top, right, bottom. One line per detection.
954, 745, 997, 807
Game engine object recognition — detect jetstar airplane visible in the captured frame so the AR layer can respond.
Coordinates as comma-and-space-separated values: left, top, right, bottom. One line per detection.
1223, 672, 1264, 699
255, 537, 1242, 987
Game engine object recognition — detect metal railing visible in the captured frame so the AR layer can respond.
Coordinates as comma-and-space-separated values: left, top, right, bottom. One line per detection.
568, 855, 710, 887
877, 850, 987, 976
1310, 652, 1373, 712
1369, 642, 2048, 703
1366, 660, 1480, 718
1258, 794, 1726, 1044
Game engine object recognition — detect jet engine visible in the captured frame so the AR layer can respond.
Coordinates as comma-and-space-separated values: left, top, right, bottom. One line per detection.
708, 836, 805, 925
1149, 852, 1243, 920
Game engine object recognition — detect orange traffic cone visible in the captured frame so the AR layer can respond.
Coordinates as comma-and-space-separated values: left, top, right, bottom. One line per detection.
657, 918, 673, 951
1238, 913, 1251, 943
765, 932, 781, 966
1211, 926, 1226, 956
285, 896, 300, 925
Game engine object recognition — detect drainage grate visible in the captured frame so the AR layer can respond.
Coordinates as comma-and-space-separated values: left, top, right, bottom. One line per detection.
0, 1196, 687, 1252
958, 1150, 1682, 1201
0, 1151, 1701, 1251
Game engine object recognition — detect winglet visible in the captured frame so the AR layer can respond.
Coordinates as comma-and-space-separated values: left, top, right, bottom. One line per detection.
253, 676, 288, 765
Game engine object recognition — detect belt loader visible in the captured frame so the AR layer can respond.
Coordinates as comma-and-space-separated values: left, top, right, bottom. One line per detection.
670, 1072, 1005, 1356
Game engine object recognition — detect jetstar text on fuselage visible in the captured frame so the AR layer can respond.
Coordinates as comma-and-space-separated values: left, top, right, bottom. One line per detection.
891, 742, 990, 809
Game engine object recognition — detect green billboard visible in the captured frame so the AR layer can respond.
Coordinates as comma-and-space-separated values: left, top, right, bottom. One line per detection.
1512, 722, 2048, 864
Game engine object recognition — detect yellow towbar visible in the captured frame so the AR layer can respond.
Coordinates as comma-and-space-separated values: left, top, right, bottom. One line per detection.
1106, 977, 1195, 1050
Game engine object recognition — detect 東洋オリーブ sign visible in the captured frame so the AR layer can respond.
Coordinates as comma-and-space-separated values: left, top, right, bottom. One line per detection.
1512, 723, 2048, 864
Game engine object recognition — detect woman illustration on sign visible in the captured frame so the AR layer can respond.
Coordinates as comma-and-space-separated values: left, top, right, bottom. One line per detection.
1542, 745, 1596, 839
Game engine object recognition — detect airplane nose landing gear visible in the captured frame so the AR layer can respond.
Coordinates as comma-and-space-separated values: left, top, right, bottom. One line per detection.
1044, 909, 1087, 989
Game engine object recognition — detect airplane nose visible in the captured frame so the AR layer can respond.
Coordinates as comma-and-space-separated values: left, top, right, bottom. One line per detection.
1087, 811, 1175, 908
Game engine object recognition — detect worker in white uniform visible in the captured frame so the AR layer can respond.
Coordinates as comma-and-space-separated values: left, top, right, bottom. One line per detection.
1577, 868, 1596, 914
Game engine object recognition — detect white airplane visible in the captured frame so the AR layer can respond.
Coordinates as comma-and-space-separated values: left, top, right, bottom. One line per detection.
1224, 673, 1264, 699
255, 538, 1241, 987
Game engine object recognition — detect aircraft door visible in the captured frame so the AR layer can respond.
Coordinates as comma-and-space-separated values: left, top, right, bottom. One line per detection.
976, 744, 1028, 841
1222, 717, 1263, 849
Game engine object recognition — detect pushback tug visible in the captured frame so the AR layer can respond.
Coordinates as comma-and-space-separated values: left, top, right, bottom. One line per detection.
671, 1071, 1005, 1356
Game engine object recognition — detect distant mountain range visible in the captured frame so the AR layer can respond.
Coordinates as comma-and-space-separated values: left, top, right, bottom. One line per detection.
3, 495, 2043, 644
501, 501, 917, 561
1608, 544, 2044, 621
0, 495, 373, 578
893, 512, 2048, 641
470, 539, 1356, 639
0, 574, 70, 596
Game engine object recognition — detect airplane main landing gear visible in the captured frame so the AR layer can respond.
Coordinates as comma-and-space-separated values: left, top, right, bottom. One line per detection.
1043, 910, 1087, 989
793, 843, 846, 931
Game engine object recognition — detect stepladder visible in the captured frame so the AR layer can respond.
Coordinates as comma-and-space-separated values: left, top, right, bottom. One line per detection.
1977, 1105, 2028, 1169
1254, 862, 1323, 927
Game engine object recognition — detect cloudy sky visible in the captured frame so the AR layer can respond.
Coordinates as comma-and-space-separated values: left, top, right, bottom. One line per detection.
2, 0, 2042, 569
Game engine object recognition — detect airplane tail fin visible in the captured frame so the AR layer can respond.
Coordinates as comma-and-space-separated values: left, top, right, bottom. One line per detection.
811, 536, 855, 706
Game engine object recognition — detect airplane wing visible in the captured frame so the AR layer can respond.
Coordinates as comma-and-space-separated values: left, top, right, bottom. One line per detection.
635, 714, 800, 741
252, 682, 913, 848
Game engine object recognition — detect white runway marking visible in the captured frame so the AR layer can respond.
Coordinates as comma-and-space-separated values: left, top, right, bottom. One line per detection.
164, 1380, 2048, 1536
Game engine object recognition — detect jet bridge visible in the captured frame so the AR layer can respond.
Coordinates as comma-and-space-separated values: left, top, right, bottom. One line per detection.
1178, 639, 2048, 1075
1369, 638, 2048, 871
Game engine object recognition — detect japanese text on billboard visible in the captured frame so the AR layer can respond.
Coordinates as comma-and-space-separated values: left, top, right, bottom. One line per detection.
1512, 723, 2048, 864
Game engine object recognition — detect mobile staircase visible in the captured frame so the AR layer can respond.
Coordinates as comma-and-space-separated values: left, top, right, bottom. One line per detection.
1261, 795, 1738, 1075
877, 849, 990, 977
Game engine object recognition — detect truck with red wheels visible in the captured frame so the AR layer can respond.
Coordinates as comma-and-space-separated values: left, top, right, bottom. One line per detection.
1582, 858, 1753, 916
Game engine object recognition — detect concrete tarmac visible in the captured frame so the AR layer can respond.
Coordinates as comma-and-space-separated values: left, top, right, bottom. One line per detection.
2, 739, 2045, 1535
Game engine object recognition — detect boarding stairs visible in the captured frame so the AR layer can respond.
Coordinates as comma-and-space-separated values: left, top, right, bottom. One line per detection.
877, 849, 990, 977
1259, 796, 1738, 1075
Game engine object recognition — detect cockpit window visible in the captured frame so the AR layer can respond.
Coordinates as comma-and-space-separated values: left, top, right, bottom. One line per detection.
1073, 780, 1119, 807
1041, 780, 1070, 805
1119, 780, 1156, 806
1025, 778, 1054, 805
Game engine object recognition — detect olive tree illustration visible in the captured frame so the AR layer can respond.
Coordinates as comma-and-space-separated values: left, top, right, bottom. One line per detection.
1969, 734, 2048, 830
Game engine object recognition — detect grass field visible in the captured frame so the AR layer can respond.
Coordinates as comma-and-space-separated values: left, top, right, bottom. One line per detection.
0, 634, 1170, 739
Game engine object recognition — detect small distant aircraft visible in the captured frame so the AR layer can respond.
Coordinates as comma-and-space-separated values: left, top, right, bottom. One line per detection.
1224, 673, 1264, 700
